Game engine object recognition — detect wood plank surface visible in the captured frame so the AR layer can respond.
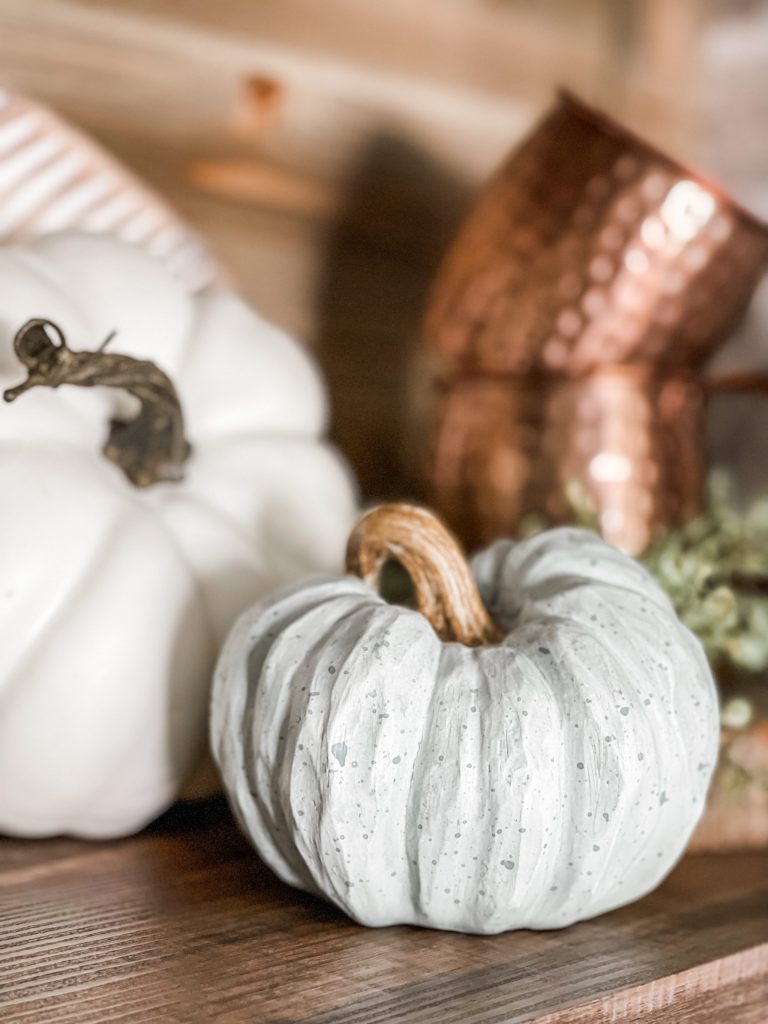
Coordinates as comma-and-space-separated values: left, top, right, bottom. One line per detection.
0, 799, 765, 1024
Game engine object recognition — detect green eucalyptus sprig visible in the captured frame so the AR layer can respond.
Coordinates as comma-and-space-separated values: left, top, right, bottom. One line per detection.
641, 477, 768, 673
533, 474, 768, 675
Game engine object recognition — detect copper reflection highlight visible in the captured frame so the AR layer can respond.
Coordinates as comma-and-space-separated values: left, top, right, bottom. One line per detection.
425, 92, 768, 554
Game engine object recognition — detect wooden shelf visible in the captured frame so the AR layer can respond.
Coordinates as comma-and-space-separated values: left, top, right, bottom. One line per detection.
0, 800, 765, 1023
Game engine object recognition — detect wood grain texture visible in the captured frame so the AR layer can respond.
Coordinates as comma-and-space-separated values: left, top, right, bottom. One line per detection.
0, 0, 707, 502
0, 800, 765, 1024
0, 90, 217, 290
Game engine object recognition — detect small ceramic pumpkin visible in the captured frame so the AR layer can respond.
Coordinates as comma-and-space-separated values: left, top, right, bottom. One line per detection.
0, 232, 357, 838
212, 504, 719, 934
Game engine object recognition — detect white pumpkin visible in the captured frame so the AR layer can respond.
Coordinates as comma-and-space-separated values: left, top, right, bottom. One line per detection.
0, 232, 357, 839
212, 504, 719, 934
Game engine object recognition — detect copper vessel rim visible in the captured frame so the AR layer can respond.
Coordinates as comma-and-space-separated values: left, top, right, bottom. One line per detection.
435, 364, 698, 386
436, 366, 768, 391
558, 88, 768, 237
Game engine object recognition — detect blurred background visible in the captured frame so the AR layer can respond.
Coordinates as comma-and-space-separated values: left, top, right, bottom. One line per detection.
1, 0, 768, 501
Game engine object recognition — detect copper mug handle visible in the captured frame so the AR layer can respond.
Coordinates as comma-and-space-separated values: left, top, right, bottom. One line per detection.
705, 370, 768, 593
707, 372, 768, 398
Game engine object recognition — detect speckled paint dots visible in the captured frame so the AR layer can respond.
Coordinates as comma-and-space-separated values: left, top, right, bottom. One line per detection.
212, 507, 719, 934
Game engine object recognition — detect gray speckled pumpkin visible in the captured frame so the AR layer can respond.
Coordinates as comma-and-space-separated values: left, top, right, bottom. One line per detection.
211, 504, 718, 934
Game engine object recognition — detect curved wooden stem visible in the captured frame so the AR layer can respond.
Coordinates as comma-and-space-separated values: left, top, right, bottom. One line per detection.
3, 319, 190, 487
346, 503, 502, 646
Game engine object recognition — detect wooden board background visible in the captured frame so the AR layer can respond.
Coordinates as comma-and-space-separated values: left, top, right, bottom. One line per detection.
0, 0, 713, 499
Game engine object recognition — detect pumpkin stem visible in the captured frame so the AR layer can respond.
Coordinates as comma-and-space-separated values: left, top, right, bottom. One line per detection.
346, 503, 502, 646
3, 319, 190, 487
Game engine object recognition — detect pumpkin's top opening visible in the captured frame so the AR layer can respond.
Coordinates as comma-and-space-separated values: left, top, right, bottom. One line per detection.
380, 557, 421, 609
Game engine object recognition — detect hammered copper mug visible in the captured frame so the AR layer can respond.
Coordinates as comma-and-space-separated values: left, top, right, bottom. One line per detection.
425, 91, 768, 555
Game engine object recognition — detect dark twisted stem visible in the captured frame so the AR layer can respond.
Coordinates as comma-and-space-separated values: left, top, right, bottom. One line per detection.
3, 319, 190, 487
